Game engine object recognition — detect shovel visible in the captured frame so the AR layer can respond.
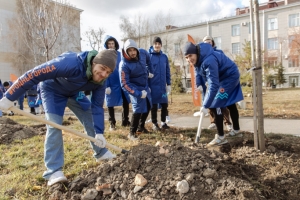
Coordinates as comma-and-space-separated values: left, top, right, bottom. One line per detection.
193, 109, 204, 143
10, 107, 129, 154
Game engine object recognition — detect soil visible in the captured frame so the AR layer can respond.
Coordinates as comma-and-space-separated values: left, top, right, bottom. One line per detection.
1, 117, 300, 200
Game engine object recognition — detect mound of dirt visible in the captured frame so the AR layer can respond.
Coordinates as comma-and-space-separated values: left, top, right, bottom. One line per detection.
46, 135, 300, 200
0, 117, 45, 144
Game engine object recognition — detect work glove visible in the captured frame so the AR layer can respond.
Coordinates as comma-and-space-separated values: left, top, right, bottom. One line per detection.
94, 134, 106, 148
166, 85, 171, 95
197, 85, 203, 92
0, 97, 15, 112
105, 87, 111, 95
200, 107, 208, 114
141, 90, 147, 98
148, 73, 154, 78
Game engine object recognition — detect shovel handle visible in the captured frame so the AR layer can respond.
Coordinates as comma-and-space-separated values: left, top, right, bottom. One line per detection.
10, 107, 128, 154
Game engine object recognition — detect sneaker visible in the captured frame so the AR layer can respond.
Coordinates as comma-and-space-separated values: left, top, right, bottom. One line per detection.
109, 123, 116, 131
127, 133, 139, 141
207, 134, 228, 147
137, 127, 150, 134
121, 121, 131, 127
47, 171, 68, 186
96, 150, 116, 162
8, 112, 14, 116
226, 130, 242, 137
166, 116, 171, 123
161, 123, 170, 130
152, 123, 161, 131
226, 124, 233, 131
30, 111, 36, 115
207, 123, 216, 129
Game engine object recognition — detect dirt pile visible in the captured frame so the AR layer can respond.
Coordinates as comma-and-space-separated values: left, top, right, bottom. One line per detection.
47, 135, 300, 200
0, 117, 45, 144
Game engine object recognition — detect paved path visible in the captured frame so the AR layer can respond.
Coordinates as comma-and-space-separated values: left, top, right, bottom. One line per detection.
108, 112, 300, 137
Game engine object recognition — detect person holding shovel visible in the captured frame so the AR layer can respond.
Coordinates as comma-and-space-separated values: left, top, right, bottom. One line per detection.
184, 42, 243, 146
0, 49, 118, 186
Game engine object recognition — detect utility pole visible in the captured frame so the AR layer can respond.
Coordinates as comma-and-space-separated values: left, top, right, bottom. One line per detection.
253, 0, 265, 151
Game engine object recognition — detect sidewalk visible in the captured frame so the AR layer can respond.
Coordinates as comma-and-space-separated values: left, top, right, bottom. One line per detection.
108, 112, 300, 137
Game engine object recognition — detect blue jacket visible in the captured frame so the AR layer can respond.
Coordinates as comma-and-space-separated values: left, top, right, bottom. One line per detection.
148, 46, 171, 104
5, 51, 107, 134
119, 48, 153, 113
195, 43, 243, 108
103, 35, 130, 107
0, 80, 4, 99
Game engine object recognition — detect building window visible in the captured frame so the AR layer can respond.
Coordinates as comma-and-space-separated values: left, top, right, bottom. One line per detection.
267, 57, 278, 67
267, 38, 278, 50
289, 76, 298, 87
232, 24, 240, 36
268, 18, 278, 30
289, 13, 299, 27
186, 80, 191, 88
288, 35, 295, 48
232, 43, 240, 54
214, 37, 221, 49
174, 43, 180, 56
163, 45, 168, 54
288, 56, 299, 67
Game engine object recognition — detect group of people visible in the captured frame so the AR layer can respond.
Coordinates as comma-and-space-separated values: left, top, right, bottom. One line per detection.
0, 80, 43, 117
0, 33, 243, 186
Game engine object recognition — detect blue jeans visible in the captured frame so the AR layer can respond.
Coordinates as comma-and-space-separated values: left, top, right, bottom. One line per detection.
42, 98, 108, 180
0, 110, 2, 117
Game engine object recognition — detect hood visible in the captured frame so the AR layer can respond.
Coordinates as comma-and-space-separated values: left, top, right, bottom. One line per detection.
196, 42, 214, 66
149, 46, 162, 55
103, 35, 119, 50
123, 39, 139, 60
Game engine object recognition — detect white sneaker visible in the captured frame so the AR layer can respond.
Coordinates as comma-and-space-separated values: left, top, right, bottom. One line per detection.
226, 124, 233, 131
207, 134, 228, 147
226, 130, 242, 137
166, 116, 171, 123
47, 171, 67, 186
96, 150, 116, 162
207, 123, 216, 129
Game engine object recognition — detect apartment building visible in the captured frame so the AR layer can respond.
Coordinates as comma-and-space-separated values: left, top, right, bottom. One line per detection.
137, 0, 300, 89
0, 0, 82, 81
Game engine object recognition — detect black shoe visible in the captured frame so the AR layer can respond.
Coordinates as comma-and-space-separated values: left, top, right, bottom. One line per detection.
30, 111, 36, 115
121, 121, 131, 127
161, 123, 170, 130
152, 123, 160, 131
137, 127, 150, 134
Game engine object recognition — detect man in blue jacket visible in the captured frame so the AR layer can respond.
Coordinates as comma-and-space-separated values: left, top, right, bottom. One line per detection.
0, 49, 118, 186
120, 39, 153, 140
104, 35, 131, 131
148, 36, 171, 130
184, 42, 243, 147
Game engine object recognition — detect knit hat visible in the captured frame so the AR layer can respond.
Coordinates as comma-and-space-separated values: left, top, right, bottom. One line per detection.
153, 36, 162, 45
203, 35, 213, 42
184, 42, 197, 55
93, 49, 117, 71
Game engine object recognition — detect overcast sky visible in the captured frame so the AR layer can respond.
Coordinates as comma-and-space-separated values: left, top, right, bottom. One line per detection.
70, 0, 269, 51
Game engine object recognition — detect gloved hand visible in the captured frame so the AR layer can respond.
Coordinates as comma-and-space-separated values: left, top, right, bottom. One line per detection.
0, 97, 15, 111
141, 90, 147, 98
200, 107, 208, 114
94, 134, 106, 148
148, 73, 154, 78
105, 87, 111, 94
166, 85, 171, 94
197, 85, 203, 92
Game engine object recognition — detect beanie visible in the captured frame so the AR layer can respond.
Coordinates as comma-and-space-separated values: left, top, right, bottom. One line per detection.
203, 35, 213, 42
153, 36, 162, 45
93, 49, 117, 71
184, 42, 197, 55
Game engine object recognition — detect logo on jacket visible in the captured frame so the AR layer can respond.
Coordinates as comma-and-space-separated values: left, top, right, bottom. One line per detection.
215, 88, 228, 99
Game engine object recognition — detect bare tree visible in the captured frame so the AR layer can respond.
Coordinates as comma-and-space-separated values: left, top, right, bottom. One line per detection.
119, 15, 136, 42
84, 27, 106, 51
